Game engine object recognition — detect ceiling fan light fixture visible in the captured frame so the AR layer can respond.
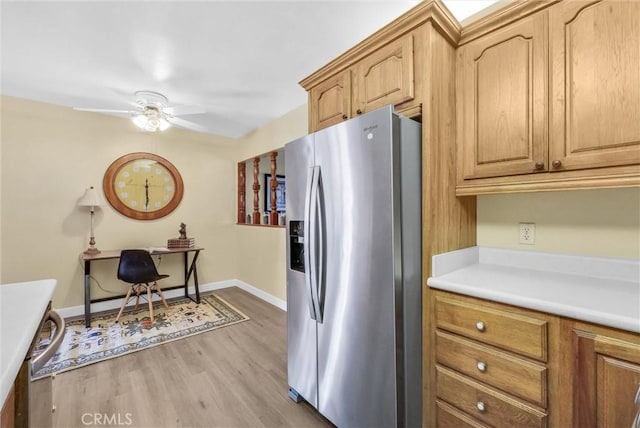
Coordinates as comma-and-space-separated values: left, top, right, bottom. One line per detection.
132, 113, 149, 130
158, 118, 171, 131
131, 107, 171, 132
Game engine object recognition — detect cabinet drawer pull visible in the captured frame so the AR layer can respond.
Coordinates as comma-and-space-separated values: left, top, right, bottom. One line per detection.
342, 114, 348, 120
356, 109, 363, 115
552, 160, 562, 168
534, 161, 545, 170
477, 361, 487, 372
476, 401, 486, 412
475, 321, 485, 332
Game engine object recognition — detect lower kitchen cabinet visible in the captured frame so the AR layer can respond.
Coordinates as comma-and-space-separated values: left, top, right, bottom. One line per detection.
430, 290, 558, 427
429, 289, 640, 427
560, 320, 640, 428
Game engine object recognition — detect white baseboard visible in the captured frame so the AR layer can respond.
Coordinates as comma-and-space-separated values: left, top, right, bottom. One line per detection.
232, 280, 287, 311
56, 279, 286, 319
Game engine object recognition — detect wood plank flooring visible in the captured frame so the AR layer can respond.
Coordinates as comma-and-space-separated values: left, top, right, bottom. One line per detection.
52, 287, 333, 428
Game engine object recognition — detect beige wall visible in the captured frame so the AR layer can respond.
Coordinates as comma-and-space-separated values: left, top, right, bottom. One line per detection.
477, 187, 640, 259
235, 105, 307, 300
1, 96, 238, 307
2, 95, 637, 311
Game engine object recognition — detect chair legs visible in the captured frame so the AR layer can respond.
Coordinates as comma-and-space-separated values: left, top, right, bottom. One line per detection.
115, 285, 135, 323
153, 281, 169, 309
115, 282, 169, 324
146, 284, 154, 322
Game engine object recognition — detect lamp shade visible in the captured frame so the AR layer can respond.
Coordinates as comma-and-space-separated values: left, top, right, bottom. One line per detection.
78, 186, 106, 207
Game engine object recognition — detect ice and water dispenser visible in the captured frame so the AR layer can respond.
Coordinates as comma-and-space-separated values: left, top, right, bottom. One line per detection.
289, 221, 305, 273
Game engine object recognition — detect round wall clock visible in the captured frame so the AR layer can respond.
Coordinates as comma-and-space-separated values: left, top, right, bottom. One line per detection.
103, 152, 184, 220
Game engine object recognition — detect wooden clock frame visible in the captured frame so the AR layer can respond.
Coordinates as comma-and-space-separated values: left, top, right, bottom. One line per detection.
103, 152, 184, 220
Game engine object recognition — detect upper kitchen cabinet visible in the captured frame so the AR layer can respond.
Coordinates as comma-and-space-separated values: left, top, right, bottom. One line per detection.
549, 0, 640, 172
352, 33, 416, 118
457, 12, 548, 180
305, 32, 420, 132
456, 0, 640, 195
301, 1, 462, 133
308, 70, 351, 132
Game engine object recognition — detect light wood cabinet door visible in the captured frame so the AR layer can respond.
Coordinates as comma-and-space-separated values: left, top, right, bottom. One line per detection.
569, 323, 640, 428
353, 33, 415, 116
308, 70, 351, 131
549, 0, 640, 172
458, 13, 548, 179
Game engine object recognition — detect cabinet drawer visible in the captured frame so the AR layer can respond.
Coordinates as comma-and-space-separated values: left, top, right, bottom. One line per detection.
436, 330, 547, 407
437, 365, 547, 428
436, 399, 490, 428
435, 294, 548, 361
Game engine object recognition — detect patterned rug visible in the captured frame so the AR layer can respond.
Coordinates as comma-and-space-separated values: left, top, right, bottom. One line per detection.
33, 293, 249, 379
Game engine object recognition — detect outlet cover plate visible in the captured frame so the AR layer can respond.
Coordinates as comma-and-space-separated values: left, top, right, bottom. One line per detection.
519, 223, 536, 244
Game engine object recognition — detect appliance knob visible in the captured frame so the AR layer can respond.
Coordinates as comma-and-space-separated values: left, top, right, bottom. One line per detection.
477, 361, 487, 372
476, 321, 485, 332
552, 160, 562, 168
535, 161, 545, 170
476, 401, 486, 412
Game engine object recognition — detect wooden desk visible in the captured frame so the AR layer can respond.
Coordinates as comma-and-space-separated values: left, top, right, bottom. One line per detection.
81, 247, 203, 327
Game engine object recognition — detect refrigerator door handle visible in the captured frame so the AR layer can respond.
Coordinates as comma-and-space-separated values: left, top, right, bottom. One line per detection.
314, 167, 325, 323
304, 166, 318, 321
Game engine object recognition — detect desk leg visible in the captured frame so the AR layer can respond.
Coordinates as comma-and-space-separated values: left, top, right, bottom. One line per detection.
184, 250, 201, 304
84, 260, 91, 328
183, 252, 188, 299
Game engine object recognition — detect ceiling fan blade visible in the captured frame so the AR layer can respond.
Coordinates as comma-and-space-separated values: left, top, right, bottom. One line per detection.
164, 105, 206, 116
167, 116, 208, 133
73, 107, 133, 114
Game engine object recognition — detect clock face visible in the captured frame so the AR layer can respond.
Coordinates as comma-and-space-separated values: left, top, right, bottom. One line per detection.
103, 153, 183, 220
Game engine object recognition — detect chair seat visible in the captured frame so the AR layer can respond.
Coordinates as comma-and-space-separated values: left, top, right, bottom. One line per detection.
115, 250, 171, 324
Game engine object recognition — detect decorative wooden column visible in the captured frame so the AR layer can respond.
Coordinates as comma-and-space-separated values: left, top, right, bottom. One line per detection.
269, 151, 279, 225
237, 162, 246, 223
252, 157, 261, 224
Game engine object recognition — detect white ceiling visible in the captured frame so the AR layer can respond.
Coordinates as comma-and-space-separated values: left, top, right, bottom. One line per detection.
1, 1, 498, 138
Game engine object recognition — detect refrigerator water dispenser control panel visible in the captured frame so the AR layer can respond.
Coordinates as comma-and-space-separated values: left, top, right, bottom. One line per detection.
289, 221, 305, 273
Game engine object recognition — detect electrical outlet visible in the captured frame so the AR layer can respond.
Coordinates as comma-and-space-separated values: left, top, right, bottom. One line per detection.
519, 223, 536, 244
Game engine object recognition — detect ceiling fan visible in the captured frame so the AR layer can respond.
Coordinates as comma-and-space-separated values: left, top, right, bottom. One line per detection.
73, 90, 206, 132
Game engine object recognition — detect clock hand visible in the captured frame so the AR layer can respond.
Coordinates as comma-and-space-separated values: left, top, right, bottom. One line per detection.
145, 179, 149, 210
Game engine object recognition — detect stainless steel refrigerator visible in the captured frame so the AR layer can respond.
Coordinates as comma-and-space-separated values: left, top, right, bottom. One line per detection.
285, 105, 422, 427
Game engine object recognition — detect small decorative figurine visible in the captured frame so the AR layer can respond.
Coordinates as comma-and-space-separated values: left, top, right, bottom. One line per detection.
179, 222, 187, 239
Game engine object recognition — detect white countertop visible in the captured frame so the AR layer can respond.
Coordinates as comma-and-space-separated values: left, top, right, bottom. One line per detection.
427, 247, 640, 333
0, 279, 57, 405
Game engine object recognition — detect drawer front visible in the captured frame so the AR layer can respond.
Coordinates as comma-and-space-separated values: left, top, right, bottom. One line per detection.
436, 330, 547, 407
437, 365, 547, 428
436, 399, 489, 428
435, 294, 548, 361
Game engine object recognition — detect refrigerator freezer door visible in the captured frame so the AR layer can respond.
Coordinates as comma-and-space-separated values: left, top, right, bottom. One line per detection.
285, 135, 318, 407
314, 107, 399, 427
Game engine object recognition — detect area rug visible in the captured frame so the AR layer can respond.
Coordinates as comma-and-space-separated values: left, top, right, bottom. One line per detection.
32, 293, 249, 379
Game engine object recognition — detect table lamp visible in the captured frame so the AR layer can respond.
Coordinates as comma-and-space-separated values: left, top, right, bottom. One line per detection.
78, 186, 106, 255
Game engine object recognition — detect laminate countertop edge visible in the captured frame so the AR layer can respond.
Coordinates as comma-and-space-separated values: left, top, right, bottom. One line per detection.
427, 246, 640, 333
0, 279, 57, 406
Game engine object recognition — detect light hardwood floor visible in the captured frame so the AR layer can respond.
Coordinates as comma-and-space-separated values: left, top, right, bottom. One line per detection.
53, 287, 333, 428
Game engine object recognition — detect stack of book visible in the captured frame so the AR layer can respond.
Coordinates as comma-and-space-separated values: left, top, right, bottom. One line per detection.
167, 237, 195, 249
